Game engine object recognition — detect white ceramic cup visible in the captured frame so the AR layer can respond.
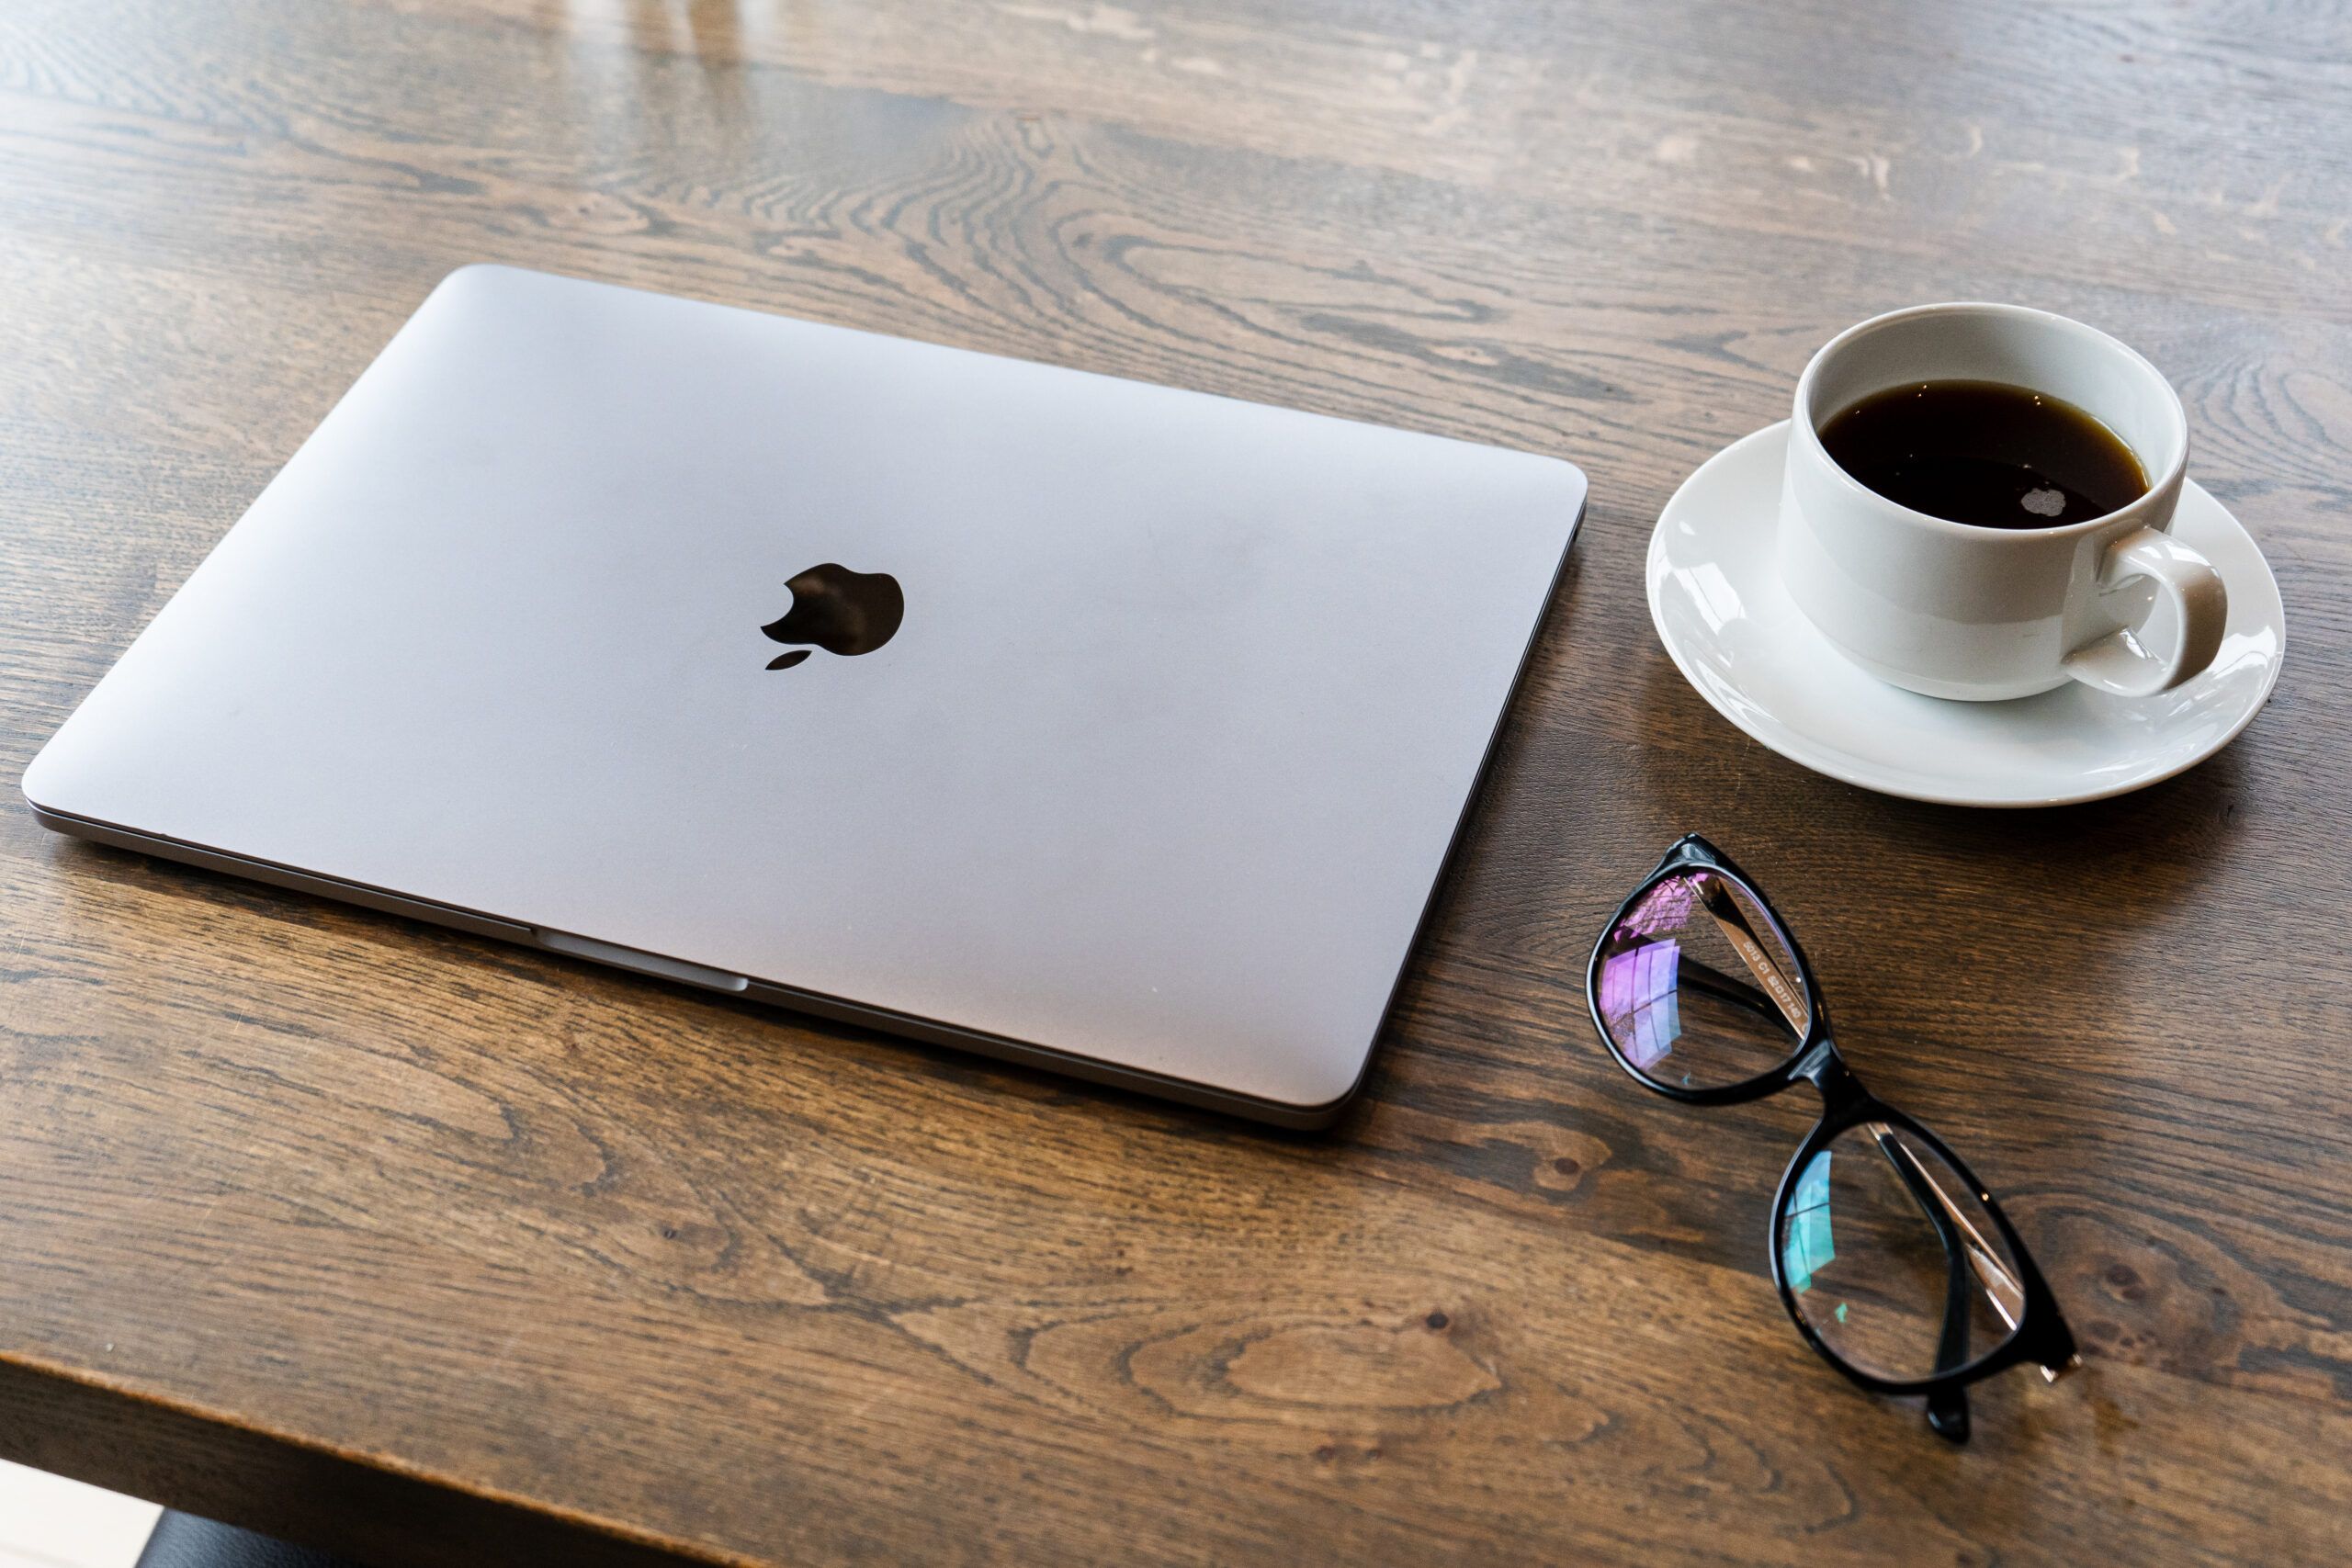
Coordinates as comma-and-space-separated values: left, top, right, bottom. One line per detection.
1776, 303, 2227, 701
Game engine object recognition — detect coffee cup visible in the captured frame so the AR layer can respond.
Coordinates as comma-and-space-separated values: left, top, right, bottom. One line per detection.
1777, 302, 2226, 701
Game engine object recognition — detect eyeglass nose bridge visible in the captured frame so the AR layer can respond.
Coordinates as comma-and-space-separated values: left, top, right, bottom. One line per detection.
1792, 1037, 1871, 1115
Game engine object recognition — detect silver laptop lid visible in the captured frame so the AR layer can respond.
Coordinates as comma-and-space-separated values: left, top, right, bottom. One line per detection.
24, 266, 1584, 1120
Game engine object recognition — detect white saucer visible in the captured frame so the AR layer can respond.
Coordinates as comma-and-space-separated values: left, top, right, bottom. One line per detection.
1647, 422, 2285, 807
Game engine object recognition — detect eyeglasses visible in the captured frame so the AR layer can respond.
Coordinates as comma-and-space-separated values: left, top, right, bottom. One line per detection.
1584, 834, 2079, 1442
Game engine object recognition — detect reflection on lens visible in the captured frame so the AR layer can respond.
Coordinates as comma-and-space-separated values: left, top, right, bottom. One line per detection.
1592, 871, 1809, 1089
1779, 1123, 2026, 1382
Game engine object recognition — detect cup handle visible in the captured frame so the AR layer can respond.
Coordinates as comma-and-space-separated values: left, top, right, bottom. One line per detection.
2061, 526, 2229, 697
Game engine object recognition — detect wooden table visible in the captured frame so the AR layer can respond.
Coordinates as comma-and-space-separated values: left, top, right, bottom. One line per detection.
4, 1, 2348, 1562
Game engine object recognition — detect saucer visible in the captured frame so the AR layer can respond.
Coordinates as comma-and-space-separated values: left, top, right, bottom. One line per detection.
1647, 422, 2285, 807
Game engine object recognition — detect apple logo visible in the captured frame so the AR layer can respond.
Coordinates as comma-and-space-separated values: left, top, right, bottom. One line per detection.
761, 563, 904, 671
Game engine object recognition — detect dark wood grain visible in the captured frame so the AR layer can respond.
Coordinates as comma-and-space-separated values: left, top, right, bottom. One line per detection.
3, 0, 2350, 1562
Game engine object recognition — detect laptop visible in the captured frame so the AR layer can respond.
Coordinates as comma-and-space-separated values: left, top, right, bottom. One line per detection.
22, 265, 1586, 1128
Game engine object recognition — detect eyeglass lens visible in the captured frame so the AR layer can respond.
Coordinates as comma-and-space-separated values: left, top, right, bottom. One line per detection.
1778, 1122, 2028, 1381
1593, 870, 1811, 1089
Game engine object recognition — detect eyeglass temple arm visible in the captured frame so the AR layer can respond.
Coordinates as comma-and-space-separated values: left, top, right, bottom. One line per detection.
1882, 1137, 2029, 1326
1620, 895, 1795, 1033
1896, 1139, 2084, 1378
1869, 1122, 1981, 1441
1613, 931, 1789, 1032
1695, 883, 1810, 1037
1634, 947, 1793, 1032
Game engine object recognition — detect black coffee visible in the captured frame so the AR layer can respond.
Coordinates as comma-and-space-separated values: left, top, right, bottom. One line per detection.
1818, 379, 2147, 529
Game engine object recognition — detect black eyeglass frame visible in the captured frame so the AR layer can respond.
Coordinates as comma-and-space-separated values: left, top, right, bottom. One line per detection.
1584, 833, 2079, 1442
